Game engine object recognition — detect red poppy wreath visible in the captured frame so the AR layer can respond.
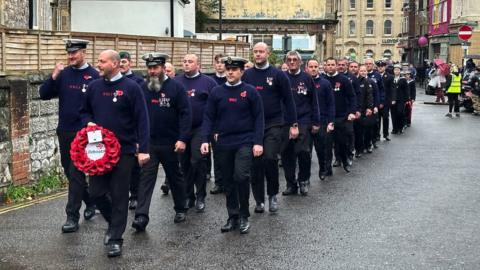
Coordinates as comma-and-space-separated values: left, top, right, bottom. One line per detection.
70, 125, 121, 176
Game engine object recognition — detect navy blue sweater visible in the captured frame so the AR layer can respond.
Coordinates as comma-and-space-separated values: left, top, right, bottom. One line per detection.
286, 71, 320, 125
142, 78, 192, 146
202, 82, 264, 150
80, 76, 150, 155
313, 75, 335, 125
243, 65, 297, 128
39, 65, 99, 132
126, 72, 145, 85
324, 73, 357, 118
368, 70, 385, 104
211, 74, 227, 85
174, 74, 217, 129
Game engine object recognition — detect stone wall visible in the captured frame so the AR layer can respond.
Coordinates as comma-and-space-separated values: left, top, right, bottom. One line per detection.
0, 79, 12, 185
4, 0, 29, 29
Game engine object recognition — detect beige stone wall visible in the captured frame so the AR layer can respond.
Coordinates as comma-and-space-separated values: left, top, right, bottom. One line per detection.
3, 0, 29, 29
222, 0, 326, 20
335, 0, 404, 62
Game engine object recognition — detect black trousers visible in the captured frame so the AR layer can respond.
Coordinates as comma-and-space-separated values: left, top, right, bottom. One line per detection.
363, 122, 375, 149
392, 103, 405, 132
281, 125, 312, 188
129, 163, 140, 200
312, 124, 332, 174
89, 154, 135, 244
181, 127, 208, 201
332, 118, 354, 166
251, 125, 282, 204
216, 146, 252, 219
447, 93, 460, 113
353, 120, 365, 154
57, 130, 92, 222
211, 139, 223, 188
380, 105, 391, 137
136, 144, 187, 220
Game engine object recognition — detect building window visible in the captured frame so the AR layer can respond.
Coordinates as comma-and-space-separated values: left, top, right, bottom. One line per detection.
384, 20, 392, 35
366, 20, 374, 35
365, 49, 374, 59
367, 0, 374, 9
383, 49, 392, 59
337, 0, 342, 10
350, 0, 356, 9
385, 0, 392, 8
349, 20, 356, 36
29, 0, 39, 29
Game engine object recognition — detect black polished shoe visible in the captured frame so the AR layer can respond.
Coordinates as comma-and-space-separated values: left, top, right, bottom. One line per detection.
391, 130, 398, 135
373, 143, 378, 149
268, 196, 278, 213
132, 215, 149, 232
107, 243, 122, 257
84, 206, 96, 220
61, 219, 79, 233
346, 158, 353, 166
221, 217, 238, 233
319, 172, 326, 181
195, 197, 205, 213
174, 212, 186, 223
343, 164, 351, 173
210, 184, 224, 194
254, 202, 265, 213
384, 136, 391, 141
239, 217, 250, 234
128, 199, 137, 210
103, 231, 111, 245
160, 183, 169, 195
332, 160, 341, 167
355, 153, 362, 158
299, 182, 308, 196
366, 146, 373, 153
186, 199, 195, 209
282, 187, 298, 196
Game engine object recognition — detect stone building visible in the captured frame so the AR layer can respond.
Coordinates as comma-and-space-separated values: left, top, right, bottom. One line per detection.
334, 0, 404, 61
448, 0, 480, 66
398, 0, 429, 66
0, 0, 69, 30
200, 0, 337, 60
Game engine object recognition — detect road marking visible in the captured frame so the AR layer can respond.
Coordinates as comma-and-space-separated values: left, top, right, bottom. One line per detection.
0, 191, 67, 215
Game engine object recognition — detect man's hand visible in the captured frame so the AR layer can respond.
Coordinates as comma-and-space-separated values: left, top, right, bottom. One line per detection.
87, 122, 96, 126
138, 153, 150, 167
347, 113, 356, 121
311, 125, 320, 134
373, 107, 378, 114
289, 126, 299, 139
392, 101, 396, 105
355, 111, 361, 119
253, 145, 263, 157
379, 104, 384, 109
327, 122, 334, 133
366, 108, 373, 116
52, 63, 65, 80
200, 143, 210, 155
174, 141, 186, 153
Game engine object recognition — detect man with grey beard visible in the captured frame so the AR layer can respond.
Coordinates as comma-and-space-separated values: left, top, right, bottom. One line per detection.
132, 53, 191, 232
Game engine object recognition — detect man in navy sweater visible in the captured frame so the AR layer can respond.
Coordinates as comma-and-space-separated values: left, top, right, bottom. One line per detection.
200, 56, 264, 234
323, 57, 357, 173
119, 51, 144, 211
282, 51, 320, 196
365, 58, 385, 146
305, 58, 335, 181
243, 42, 298, 212
132, 52, 191, 232
377, 60, 394, 141
174, 54, 218, 213
39, 39, 98, 233
79, 50, 150, 257
209, 53, 227, 195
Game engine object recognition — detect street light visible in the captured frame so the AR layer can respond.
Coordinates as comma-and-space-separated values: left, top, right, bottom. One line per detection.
219, 0, 223, 40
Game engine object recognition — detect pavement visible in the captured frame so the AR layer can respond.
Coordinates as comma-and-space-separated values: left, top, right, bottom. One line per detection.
1, 90, 480, 270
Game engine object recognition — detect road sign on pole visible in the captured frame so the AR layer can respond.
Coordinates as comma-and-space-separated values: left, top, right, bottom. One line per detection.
458, 25, 473, 41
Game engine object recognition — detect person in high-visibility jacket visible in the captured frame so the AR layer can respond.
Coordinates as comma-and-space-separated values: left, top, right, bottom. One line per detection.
445, 71, 462, 117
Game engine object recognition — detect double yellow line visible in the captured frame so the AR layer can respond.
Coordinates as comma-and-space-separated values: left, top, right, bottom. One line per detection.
0, 191, 67, 215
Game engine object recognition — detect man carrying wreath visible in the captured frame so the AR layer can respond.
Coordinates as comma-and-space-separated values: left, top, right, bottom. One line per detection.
79, 50, 150, 257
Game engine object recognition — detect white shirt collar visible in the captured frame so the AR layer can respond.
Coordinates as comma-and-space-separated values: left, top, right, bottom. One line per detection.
326, 72, 338, 77
109, 72, 123, 82
255, 62, 270, 70
226, 80, 242, 86
72, 62, 89, 70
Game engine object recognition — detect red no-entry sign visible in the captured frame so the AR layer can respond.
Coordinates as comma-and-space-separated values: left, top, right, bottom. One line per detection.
458, 25, 473, 41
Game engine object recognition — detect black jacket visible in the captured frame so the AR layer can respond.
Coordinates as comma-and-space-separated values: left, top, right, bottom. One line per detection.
392, 77, 409, 104
357, 76, 374, 113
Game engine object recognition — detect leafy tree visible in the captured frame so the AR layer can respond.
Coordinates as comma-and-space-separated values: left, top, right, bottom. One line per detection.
196, 0, 221, 32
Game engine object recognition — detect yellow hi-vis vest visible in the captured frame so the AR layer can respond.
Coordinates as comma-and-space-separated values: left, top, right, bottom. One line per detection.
447, 73, 461, 93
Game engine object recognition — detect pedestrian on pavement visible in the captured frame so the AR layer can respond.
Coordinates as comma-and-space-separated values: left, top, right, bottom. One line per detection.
39, 39, 98, 234
323, 57, 357, 173
391, 65, 409, 134
119, 51, 145, 211
281, 51, 320, 196
174, 54, 218, 213
79, 49, 150, 257
306, 58, 335, 180
355, 64, 375, 155
132, 52, 191, 232
200, 56, 264, 234
445, 69, 462, 118
243, 42, 298, 212
365, 58, 385, 146
377, 60, 394, 141
428, 65, 445, 103
404, 70, 416, 125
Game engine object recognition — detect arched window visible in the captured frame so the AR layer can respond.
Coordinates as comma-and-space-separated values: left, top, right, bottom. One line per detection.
384, 20, 392, 35
366, 20, 374, 35
383, 49, 392, 59
349, 20, 356, 36
347, 48, 357, 61
365, 49, 374, 59
367, 0, 374, 8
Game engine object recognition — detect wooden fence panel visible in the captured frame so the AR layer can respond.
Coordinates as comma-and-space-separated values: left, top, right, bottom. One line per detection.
172, 41, 188, 68
117, 38, 139, 67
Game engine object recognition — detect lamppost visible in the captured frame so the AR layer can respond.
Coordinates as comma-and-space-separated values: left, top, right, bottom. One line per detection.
219, 0, 223, 40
